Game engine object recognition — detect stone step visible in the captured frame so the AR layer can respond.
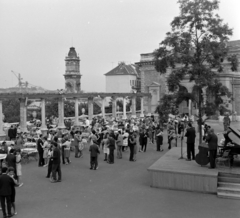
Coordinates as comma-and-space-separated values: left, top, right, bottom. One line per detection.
217, 187, 240, 195
218, 182, 240, 189
218, 172, 240, 178
218, 176, 240, 184
217, 191, 240, 200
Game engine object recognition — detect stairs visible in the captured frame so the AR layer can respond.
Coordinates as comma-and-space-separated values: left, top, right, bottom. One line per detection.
217, 172, 240, 199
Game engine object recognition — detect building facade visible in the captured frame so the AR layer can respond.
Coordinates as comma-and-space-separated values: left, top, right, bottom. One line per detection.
135, 40, 240, 117
105, 62, 140, 93
64, 47, 81, 93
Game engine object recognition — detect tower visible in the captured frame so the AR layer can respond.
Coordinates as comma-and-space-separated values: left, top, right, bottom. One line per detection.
64, 47, 81, 93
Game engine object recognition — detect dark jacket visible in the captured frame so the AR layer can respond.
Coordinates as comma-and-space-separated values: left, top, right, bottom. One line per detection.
108, 137, 115, 150
8, 128, 15, 139
37, 138, 44, 153
206, 133, 218, 150
185, 127, 196, 144
6, 153, 16, 169
89, 143, 100, 157
52, 147, 61, 164
0, 174, 14, 196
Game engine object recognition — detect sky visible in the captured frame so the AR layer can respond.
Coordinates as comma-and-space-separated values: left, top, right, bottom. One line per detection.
0, 0, 239, 92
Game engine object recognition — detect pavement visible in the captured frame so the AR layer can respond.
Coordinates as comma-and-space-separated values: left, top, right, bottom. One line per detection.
11, 122, 240, 218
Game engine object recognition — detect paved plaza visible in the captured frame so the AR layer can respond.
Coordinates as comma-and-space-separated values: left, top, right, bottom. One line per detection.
13, 122, 240, 218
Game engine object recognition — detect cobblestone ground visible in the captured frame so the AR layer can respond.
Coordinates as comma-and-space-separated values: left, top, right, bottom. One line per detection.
12, 122, 240, 218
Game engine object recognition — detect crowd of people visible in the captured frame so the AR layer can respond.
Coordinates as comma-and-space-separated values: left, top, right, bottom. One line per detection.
34, 115, 164, 176
0, 112, 236, 217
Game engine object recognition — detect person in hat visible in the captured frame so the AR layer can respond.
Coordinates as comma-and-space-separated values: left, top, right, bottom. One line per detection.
89, 136, 100, 170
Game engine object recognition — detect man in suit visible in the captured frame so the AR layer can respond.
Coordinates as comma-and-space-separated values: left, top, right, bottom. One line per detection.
89, 138, 100, 170
108, 133, 116, 164
6, 150, 16, 174
37, 135, 45, 167
185, 122, 196, 161
51, 141, 61, 183
0, 167, 14, 218
8, 126, 15, 141
206, 128, 218, 169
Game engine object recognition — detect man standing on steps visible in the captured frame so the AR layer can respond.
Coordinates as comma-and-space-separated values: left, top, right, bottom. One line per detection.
185, 122, 196, 161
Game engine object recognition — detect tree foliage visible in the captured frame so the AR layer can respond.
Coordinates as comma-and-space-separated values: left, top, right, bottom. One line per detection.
154, 0, 234, 143
3, 99, 21, 123
155, 94, 179, 124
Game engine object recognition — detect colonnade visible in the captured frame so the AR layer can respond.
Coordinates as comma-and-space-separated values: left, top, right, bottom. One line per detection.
0, 93, 152, 137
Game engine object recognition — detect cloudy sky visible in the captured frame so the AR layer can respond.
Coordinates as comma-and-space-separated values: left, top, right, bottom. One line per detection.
0, 0, 239, 92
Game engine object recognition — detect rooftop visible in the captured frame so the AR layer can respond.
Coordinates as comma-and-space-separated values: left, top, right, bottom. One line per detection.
105, 62, 140, 76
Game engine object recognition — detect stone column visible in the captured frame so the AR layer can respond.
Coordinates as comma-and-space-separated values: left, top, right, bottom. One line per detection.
88, 97, 93, 121
0, 100, 6, 139
131, 96, 136, 118
123, 97, 127, 119
101, 97, 105, 119
74, 98, 79, 126
58, 98, 66, 129
40, 99, 48, 135
20, 98, 28, 132
140, 97, 144, 117
147, 96, 152, 116
188, 99, 192, 116
112, 96, 116, 118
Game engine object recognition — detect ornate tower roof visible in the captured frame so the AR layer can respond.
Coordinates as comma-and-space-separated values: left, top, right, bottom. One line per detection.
67, 47, 78, 58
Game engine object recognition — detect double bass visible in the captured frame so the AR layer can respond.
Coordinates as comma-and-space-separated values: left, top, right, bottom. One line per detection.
195, 142, 209, 166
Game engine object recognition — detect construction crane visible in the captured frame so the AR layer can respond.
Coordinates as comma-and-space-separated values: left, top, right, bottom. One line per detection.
11, 70, 44, 90
11, 70, 28, 88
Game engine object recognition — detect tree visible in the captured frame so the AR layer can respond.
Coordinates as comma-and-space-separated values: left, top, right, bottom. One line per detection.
3, 99, 21, 123
3, 99, 33, 123
155, 94, 178, 126
154, 0, 234, 144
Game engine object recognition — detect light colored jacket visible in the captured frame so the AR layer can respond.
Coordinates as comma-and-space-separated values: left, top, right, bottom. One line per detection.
116, 134, 123, 146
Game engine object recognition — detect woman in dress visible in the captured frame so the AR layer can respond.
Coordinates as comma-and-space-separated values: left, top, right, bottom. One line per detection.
122, 130, 129, 152
42, 136, 50, 167
15, 149, 23, 187
73, 131, 82, 158
8, 167, 19, 215
101, 133, 109, 161
63, 139, 71, 164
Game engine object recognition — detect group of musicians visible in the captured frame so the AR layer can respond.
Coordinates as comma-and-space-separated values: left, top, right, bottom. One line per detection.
182, 114, 239, 169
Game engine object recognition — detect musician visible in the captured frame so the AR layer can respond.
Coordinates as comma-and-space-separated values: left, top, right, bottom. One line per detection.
185, 123, 196, 161
223, 113, 231, 131
206, 128, 218, 169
